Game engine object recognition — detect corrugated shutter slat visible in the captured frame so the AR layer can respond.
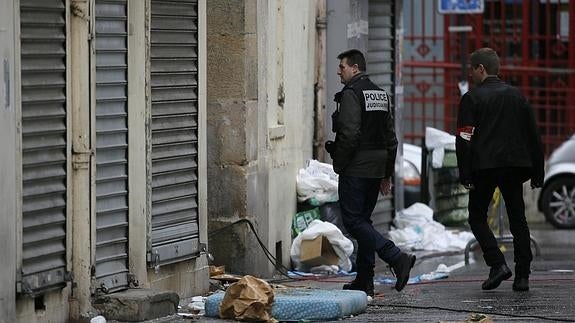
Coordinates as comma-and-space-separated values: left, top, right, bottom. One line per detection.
150, 0, 200, 267
19, 0, 68, 295
94, 0, 130, 294
368, 0, 396, 231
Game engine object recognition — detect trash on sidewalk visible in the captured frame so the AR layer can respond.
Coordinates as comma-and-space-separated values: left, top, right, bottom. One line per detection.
290, 220, 354, 272
287, 269, 355, 278
439, 313, 494, 323
292, 207, 321, 237
218, 275, 275, 322
209, 265, 225, 277
300, 235, 339, 267
187, 295, 206, 315
389, 203, 474, 251
206, 287, 367, 321
296, 160, 339, 206
90, 315, 106, 323
425, 127, 456, 169
374, 261, 468, 286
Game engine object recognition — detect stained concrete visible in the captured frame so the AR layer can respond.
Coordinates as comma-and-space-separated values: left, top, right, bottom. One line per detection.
114, 222, 575, 322
93, 289, 179, 322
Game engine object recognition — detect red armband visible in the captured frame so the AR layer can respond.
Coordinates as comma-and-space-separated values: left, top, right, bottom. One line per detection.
457, 126, 475, 141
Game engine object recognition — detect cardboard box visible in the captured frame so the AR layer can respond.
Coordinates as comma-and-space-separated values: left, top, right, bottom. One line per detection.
300, 235, 339, 267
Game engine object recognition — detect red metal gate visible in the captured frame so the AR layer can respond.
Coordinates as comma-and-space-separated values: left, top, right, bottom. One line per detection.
403, 0, 575, 155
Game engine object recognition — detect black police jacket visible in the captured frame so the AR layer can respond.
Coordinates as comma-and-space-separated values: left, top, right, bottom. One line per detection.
328, 73, 397, 178
455, 76, 545, 186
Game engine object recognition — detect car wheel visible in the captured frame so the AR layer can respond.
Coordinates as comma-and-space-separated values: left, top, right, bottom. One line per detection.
540, 176, 575, 229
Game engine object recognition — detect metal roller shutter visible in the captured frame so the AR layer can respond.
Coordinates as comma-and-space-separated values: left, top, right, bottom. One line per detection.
368, 0, 396, 230
94, 0, 130, 293
19, 0, 69, 295
149, 0, 200, 267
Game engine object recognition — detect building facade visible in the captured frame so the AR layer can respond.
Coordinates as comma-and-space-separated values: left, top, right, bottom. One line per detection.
1, 0, 209, 321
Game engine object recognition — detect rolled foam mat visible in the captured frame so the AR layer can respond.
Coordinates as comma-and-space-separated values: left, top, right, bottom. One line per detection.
205, 288, 368, 321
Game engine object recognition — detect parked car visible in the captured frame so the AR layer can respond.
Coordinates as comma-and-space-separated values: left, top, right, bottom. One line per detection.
402, 143, 422, 208
538, 134, 575, 229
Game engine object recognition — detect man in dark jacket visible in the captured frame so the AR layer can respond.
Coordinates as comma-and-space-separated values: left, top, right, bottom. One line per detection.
325, 49, 415, 297
456, 47, 544, 292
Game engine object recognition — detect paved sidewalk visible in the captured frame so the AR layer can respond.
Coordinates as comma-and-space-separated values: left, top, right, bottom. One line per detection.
112, 223, 575, 322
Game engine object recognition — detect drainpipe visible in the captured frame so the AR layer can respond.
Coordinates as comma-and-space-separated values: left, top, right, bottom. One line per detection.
314, 0, 326, 161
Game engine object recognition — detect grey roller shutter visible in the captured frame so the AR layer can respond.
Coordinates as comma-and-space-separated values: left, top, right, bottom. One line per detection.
368, 0, 396, 232
94, 0, 130, 293
19, 0, 69, 295
368, 0, 395, 91
149, 0, 200, 267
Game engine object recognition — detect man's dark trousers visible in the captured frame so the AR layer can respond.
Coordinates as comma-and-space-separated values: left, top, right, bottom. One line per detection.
338, 175, 401, 274
468, 167, 533, 277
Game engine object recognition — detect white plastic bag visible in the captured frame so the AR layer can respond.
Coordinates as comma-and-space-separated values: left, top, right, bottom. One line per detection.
425, 127, 456, 168
389, 203, 474, 251
290, 220, 354, 272
296, 160, 339, 205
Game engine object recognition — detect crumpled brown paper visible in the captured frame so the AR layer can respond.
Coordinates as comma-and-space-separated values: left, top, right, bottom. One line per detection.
219, 275, 276, 322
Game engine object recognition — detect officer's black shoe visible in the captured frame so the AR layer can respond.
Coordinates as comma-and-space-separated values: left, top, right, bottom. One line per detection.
343, 278, 374, 297
390, 253, 416, 292
481, 264, 512, 290
343, 271, 374, 297
512, 276, 529, 291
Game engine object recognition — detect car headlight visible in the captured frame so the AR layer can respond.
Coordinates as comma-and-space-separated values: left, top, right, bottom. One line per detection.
403, 160, 421, 186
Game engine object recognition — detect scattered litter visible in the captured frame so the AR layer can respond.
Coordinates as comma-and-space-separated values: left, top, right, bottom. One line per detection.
210, 273, 243, 283
287, 269, 355, 278
389, 203, 474, 252
210, 265, 225, 277
296, 160, 339, 206
549, 269, 574, 273
90, 316, 106, 323
465, 313, 493, 322
290, 220, 354, 272
374, 262, 468, 286
177, 312, 201, 318
187, 295, 206, 315
439, 313, 493, 323
219, 275, 275, 322
425, 127, 456, 168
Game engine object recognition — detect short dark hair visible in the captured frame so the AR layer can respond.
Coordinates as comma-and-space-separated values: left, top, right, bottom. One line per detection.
337, 49, 366, 72
470, 47, 500, 75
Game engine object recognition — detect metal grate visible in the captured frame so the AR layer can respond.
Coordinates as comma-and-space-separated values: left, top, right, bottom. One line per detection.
149, 0, 201, 267
19, 0, 68, 295
94, 0, 130, 294
402, 0, 575, 155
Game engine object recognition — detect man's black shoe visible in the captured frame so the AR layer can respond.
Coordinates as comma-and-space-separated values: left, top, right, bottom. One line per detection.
390, 253, 416, 292
343, 278, 374, 297
481, 264, 512, 290
512, 276, 529, 291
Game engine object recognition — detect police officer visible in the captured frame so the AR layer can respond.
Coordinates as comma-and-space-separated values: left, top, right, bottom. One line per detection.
325, 49, 415, 297
456, 48, 544, 292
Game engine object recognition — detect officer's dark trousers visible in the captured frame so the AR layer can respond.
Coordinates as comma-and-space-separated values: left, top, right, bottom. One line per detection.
338, 175, 401, 275
468, 167, 533, 277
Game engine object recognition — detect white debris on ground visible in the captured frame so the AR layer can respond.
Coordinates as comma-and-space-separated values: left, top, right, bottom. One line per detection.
389, 203, 474, 251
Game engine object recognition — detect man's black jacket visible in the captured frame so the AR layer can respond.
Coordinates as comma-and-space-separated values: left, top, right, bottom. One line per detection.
329, 73, 397, 178
455, 76, 545, 186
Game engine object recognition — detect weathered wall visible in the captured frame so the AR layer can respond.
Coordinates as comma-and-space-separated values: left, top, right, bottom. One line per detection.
207, 0, 316, 277
0, 0, 17, 321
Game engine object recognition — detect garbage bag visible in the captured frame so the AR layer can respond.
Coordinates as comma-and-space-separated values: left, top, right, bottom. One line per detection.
425, 127, 456, 168
219, 275, 275, 322
296, 160, 338, 206
319, 202, 357, 270
292, 208, 321, 237
290, 220, 354, 272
